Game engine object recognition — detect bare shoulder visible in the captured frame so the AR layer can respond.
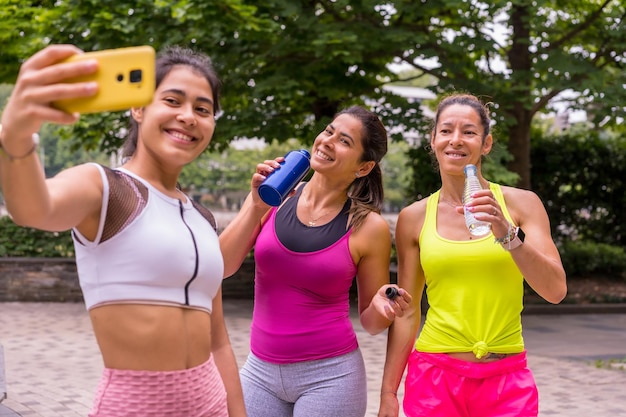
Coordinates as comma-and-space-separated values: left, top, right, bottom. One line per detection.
398, 197, 428, 224
350, 210, 392, 256
49, 163, 105, 204
500, 185, 548, 224
356, 210, 391, 238
364, 210, 390, 228
500, 185, 544, 209
395, 197, 429, 242
53, 162, 103, 182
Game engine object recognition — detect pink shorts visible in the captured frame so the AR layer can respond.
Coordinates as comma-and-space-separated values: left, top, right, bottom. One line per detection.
403, 350, 538, 417
89, 355, 228, 417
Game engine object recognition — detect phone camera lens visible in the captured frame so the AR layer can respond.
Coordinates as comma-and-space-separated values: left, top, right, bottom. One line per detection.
130, 69, 143, 83
116, 74, 124, 82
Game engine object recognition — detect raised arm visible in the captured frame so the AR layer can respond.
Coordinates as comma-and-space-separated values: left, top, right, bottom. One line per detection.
0, 45, 103, 233
219, 158, 281, 278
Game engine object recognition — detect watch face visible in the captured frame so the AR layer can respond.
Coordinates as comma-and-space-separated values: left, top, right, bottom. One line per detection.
517, 227, 525, 242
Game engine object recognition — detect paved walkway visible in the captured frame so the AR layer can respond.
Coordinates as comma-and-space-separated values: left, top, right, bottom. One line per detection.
1, 301, 625, 417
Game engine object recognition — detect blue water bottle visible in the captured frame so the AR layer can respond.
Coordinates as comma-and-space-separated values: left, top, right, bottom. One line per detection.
258, 149, 311, 206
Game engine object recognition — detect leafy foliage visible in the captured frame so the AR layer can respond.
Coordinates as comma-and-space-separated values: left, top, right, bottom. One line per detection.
379, 140, 412, 211
390, 0, 626, 187
1, 1, 625, 268
0, 0, 55, 81
559, 240, 626, 279
0, 216, 74, 257
530, 129, 626, 247
2, 1, 625, 190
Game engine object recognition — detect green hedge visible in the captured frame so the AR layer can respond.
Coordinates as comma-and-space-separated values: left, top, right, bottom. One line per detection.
0, 216, 74, 257
560, 240, 626, 280
1, 214, 625, 284
531, 130, 626, 248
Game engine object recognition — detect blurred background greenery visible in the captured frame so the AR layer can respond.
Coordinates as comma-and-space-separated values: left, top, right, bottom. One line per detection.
1, 0, 625, 281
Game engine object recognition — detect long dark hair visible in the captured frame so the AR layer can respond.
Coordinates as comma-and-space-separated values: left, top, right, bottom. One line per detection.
121, 46, 221, 158
339, 106, 388, 230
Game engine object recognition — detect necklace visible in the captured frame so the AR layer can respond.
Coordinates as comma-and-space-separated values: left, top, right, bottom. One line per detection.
439, 197, 463, 209
307, 210, 335, 227
439, 195, 474, 240
301, 188, 346, 227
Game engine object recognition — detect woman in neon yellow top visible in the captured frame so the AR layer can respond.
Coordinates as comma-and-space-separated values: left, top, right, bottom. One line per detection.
378, 94, 567, 417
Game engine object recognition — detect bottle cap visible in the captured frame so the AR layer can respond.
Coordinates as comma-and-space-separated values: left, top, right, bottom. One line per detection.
464, 164, 477, 176
385, 287, 399, 299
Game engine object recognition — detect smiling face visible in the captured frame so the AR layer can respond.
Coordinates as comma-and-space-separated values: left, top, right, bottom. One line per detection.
310, 113, 374, 179
431, 103, 493, 174
131, 66, 216, 166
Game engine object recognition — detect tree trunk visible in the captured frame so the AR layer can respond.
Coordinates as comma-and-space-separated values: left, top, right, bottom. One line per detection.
506, 4, 533, 190
507, 109, 533, 190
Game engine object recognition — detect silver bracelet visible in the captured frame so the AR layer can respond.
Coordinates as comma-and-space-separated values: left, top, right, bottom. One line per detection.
0, 124, 40, 162
494, 222, 515, 245
503, 227, 525, 251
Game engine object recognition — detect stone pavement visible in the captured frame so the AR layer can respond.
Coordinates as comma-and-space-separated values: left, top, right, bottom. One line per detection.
0, 301, 625, 417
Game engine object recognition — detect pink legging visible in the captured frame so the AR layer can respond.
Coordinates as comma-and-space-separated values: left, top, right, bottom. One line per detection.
404, 351, 538, 417
89, 356, 228, 417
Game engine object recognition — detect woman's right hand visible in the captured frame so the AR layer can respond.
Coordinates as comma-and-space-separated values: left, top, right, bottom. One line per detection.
0, 45, 98, 151
250, 156, 284, 206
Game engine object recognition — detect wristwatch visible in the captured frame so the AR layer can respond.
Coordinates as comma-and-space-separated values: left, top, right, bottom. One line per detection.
503, 227, 525, 251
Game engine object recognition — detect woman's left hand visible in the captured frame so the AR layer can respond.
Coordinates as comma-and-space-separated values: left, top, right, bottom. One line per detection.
465, 189, 511, 239
375, 285, 412, 321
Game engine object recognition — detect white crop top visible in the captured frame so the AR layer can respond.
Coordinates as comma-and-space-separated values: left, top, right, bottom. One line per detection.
72, 164, 223, 312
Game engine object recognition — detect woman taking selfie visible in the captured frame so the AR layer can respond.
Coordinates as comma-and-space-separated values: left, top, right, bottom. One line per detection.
0, 44, 246, 416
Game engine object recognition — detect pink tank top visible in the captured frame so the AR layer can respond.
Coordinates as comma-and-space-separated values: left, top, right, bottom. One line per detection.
251, 208, 359, 363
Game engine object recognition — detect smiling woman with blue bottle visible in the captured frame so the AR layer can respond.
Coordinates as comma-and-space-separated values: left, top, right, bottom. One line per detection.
220, 105, 412, 417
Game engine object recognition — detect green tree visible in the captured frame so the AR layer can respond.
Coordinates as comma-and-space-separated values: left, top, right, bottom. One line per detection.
27, 0, 427, 153
387, 0, 626, 189
1, 0, 267, 153
2, 1, 624, 192
0, 0, 55, 81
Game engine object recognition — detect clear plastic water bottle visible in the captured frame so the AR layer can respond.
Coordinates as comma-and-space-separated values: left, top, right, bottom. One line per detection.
463, 164, 491, 237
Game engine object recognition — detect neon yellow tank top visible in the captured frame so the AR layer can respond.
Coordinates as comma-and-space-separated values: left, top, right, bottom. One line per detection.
415, 183, 524, 359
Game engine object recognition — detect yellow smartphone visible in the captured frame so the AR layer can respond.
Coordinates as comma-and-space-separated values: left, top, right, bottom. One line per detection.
52, 45, 156, 114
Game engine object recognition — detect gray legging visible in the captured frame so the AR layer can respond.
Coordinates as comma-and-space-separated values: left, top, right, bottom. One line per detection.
240, 349, 367, 417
